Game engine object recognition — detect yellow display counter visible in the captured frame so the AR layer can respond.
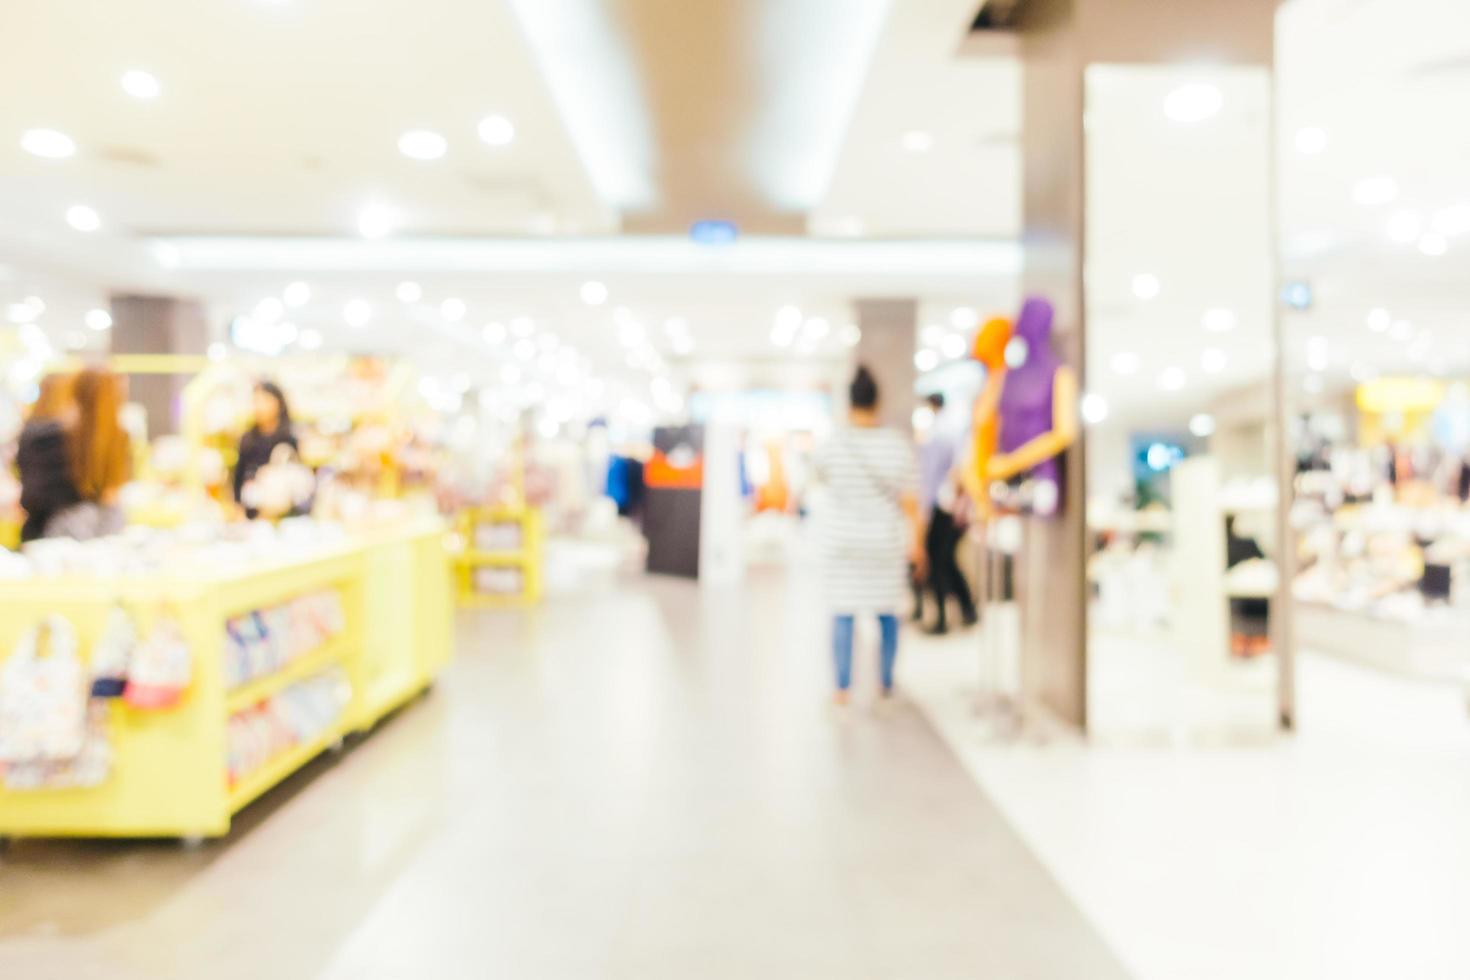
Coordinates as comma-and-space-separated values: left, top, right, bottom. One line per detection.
0, 518, 452, 840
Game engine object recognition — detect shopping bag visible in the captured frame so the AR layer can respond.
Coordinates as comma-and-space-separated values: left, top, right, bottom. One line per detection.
2, 702, 113, 791
0, 615, 88, 763
124, 618, 192, 710
90, 606, 137, 699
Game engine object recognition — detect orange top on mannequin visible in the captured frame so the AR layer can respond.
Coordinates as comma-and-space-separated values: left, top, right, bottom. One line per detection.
963, 317, 1012, 517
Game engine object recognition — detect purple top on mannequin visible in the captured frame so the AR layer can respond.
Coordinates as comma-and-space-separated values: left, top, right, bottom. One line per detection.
998, 297, 1061, 488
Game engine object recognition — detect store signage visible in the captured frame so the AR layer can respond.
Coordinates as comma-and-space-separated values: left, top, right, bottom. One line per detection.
690, 220, 738, 246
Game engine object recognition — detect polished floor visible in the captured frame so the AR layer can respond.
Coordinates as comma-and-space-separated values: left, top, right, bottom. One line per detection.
906, 623, 1470, 980
0, 571, 1130, 980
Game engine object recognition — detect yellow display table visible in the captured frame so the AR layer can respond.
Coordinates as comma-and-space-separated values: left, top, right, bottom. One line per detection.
454, 506, 542, 607
0, 518, 452, 839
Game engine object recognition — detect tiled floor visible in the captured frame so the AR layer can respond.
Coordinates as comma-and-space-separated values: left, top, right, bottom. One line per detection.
0, 572, 1131, 980
904, 621, 1470, 980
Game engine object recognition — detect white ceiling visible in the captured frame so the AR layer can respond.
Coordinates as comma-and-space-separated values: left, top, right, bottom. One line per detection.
1278, 0, 1470, 383
812, 0, 1020, 239
4, 0, 1470, 424
0, 0, 612, 239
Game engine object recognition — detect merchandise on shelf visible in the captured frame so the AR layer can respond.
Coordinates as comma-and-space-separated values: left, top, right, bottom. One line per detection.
226, 668, 351, 787
224, 590, 345, 689
473, 567, 525, 596
473, 520, 523, 552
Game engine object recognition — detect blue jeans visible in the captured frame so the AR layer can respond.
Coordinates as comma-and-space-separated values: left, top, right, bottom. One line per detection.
832, 614, 899, 692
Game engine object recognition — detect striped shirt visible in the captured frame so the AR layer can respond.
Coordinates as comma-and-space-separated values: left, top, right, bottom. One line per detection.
812, 425, 917, 614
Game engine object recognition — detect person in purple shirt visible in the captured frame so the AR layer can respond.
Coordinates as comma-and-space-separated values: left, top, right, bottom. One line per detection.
916, 393, 977, 634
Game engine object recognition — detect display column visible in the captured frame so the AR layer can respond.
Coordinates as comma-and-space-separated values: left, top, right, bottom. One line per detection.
1011, 0, 1281, 731
109, 295, 209, 437
852, 298, 917, 432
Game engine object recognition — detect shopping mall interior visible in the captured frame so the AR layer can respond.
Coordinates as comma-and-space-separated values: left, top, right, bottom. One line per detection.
3, 0, 1470, 977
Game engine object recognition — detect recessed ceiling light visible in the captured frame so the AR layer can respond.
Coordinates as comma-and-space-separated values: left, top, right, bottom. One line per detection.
581, 280, 608, 306
914, 349, 939, 372
21, 128, 76, 159
254, 296, 284, 322
1353, 176, 1399, 207
1111, 351, 1140, 375
513, 338, 536, 361
1080, 393, 1109, 426
398, 129, 447, 161
941, 333, 968, 360
299, 328, 323, 350
949, 306, 979, 330
66, 204, 100, 232
1157, 366, 1187, 391
357, 204, 393, 239
1200, 348, 1228, 374
774, 305, 802, 332
1201, 308, 1237, 332
1366, 308, 1391, 332
920, 323, 946, 347
840, 323, 862, 346
120, 69, 161, 100
343, 298, 372, 327
1163, 82, 1223, 124
901, 130, 934, 153
1294, 127, 1328, 155
440, 297, 467, 321
283, 281, 311, 307
1189, 413, 1216, 437
1419, 234, 1448, 257
1385, 210, 1423, 245
1131, 273, 1161, 301
84, 308, 112, 331
479, 114, 516, 147
396, 281, 422, 303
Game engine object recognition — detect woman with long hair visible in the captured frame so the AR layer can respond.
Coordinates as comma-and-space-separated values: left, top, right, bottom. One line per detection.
16, 371, 80, 541
43, 367, 130, 539
812, 366, 923, 705
234, 379, 300, 518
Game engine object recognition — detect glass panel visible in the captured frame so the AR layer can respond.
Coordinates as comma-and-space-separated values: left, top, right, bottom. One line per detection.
1083, 65, 1281, 742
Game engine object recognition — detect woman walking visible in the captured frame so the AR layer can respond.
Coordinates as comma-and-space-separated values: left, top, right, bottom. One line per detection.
814, 366, 923, 705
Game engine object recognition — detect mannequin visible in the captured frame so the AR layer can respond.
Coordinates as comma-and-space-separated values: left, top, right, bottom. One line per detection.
987, 297, 1078, 517
963, 316, 1013, 520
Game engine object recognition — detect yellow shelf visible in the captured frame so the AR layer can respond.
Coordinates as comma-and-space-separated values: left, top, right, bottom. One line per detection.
457, 549, 529, 565
225, 635, 350, 715
227, 722, 347, 815
0, 519, 454, 840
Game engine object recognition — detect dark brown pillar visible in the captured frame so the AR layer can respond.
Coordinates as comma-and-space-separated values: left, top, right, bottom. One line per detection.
853, 298, 918, 433
110, 295, 209, 436
1011, 0, 1279, 730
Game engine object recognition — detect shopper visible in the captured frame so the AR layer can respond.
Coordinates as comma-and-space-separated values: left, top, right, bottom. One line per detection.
917, 392, 978, 634
42, 367, 129, 540
234, 380, 299, 518
16, 371, 81, 542
813, 366, 922, 705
